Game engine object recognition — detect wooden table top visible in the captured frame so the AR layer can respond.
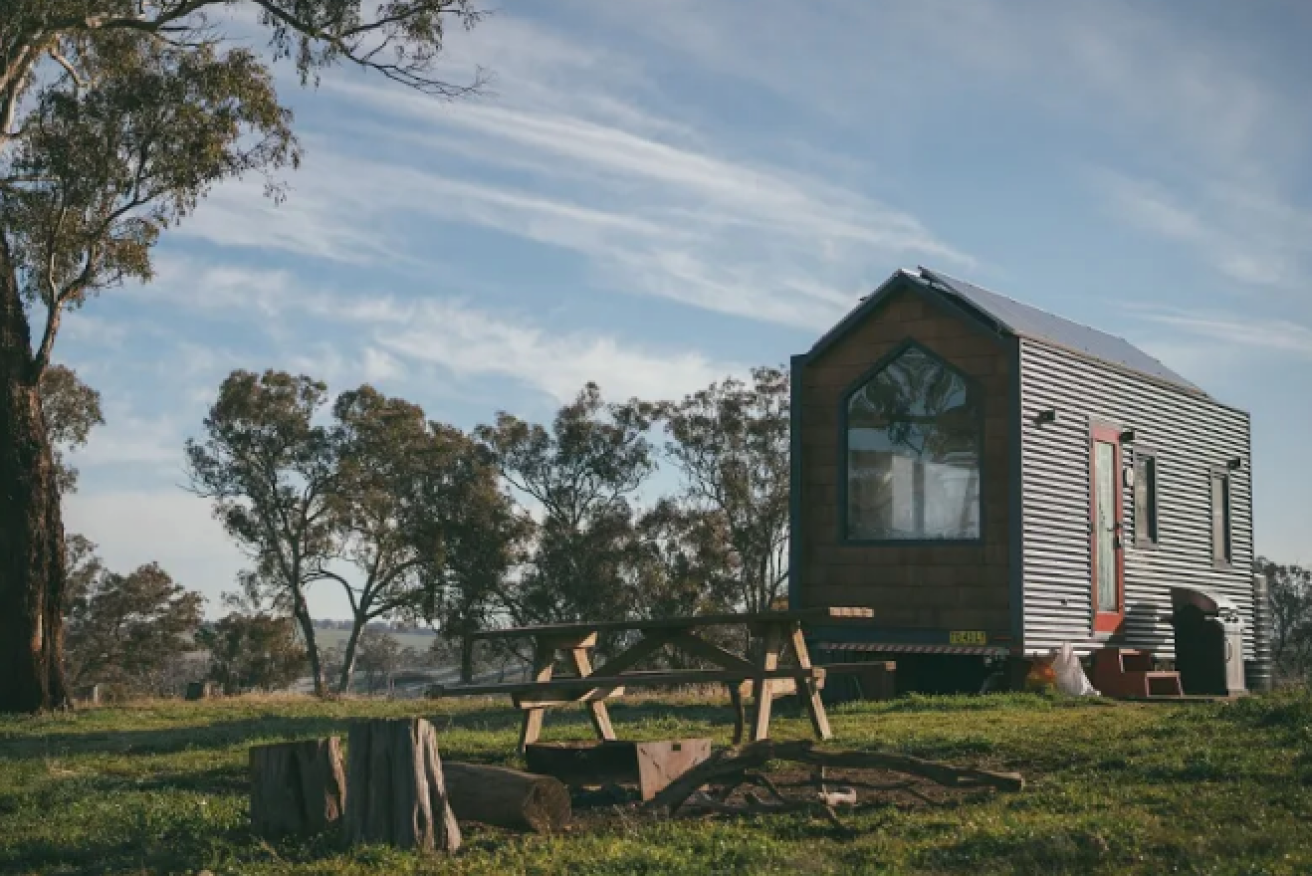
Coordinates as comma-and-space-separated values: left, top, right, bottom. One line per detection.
468, 607, 874, 641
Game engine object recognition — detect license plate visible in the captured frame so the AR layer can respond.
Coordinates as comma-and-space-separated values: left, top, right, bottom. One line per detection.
949, 630, 988, 645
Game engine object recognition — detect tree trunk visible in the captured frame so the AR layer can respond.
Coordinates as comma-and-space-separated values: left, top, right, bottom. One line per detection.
442, 763, 571, 833
345, 718, 461, 853
0, 267, 70, 715
337, 613, 365, 694
459, 634, 473, 685
290, 591, 326, 697
249, 737, 348, 838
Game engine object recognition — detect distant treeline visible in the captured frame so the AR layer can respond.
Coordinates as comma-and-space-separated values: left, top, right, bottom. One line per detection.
311, 619, 436, 635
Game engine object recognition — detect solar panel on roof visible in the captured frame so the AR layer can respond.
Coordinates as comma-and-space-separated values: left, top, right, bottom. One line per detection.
914, 268, 1205, 395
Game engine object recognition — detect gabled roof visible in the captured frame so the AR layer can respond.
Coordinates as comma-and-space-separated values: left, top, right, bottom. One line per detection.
808, 266, 1207, 398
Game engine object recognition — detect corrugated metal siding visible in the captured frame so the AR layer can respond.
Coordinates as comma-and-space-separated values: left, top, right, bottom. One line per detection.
1019, 339, 1254, 658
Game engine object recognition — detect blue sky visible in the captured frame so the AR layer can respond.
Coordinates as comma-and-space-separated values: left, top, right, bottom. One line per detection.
58, 0, 1312, 618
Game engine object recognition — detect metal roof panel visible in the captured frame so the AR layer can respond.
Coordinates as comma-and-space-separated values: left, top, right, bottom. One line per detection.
913, 267, 1207, 396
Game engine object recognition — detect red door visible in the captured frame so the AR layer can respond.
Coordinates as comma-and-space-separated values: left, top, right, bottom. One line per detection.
1090, 424, 1125, 632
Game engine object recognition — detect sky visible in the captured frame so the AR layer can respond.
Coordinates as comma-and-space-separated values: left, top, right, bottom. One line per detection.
58, 0, 1312, 619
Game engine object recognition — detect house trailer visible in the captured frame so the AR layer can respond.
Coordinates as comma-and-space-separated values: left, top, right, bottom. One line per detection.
790, 266, 1260, 692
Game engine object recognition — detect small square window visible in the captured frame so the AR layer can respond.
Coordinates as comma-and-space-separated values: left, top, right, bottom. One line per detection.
1134, 452, 1159, 547
1210, 469, 1232, 566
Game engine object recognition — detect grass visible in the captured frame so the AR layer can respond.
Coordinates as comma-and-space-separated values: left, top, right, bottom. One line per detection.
2, 690, 1311, 875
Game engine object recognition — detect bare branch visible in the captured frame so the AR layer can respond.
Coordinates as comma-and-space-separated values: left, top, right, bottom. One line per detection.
47, 49, 88, 93
251, 0, 488, 98
340, 3, 482, 39
306, 567, 356, 592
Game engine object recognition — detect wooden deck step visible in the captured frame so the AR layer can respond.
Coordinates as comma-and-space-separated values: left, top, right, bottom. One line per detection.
1090, 647, 1183, 699
1143, 672, 1184, 697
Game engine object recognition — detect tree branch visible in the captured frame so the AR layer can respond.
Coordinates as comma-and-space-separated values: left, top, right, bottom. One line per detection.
0, 46, 39, 144
340, 3, 478, 39
251, 0, 487, 98
70, 0, 215, 36
47, 48, 88, 93
307, 567, 355, 593
31, 206, 78, 380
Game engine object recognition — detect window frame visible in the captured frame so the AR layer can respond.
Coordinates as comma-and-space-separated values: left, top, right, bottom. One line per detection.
1209, 466, 1233, 568
837, 337, 987, 547
1132, 447, 1160, 549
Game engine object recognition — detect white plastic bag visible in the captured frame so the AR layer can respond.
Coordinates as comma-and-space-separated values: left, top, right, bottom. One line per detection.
1053, 643, 1100, 696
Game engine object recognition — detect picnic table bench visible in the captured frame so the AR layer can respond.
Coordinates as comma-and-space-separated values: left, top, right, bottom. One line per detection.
428, 607, 875, 752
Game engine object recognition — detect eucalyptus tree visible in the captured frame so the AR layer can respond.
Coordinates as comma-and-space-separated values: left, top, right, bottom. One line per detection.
188, 371, 522, 695
64, 549, 204, 695
654, 367, 792, 615
185, 369, 340, 695
40, 364, 104, 495
475, 384, 656, 631
326, 386, 519, 693
0, 0, 485, 712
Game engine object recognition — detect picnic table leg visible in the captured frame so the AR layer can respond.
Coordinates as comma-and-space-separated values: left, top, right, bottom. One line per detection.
750, 623, 784, 742
728, 682, 745, 746
567, 647, 616, 742
788, 622, 832, 740
517, 641, 556, 755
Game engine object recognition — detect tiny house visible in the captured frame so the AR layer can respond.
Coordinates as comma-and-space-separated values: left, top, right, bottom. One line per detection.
790, 267, 1257, 691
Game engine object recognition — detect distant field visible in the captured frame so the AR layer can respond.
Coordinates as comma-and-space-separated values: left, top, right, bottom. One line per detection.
311, 628, 437, 653
3, 690, 1311, 874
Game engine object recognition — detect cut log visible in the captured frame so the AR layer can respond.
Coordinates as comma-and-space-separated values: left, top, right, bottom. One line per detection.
249, 738, 347, 839
442, 763, 571, 833
344, 719, 461, 853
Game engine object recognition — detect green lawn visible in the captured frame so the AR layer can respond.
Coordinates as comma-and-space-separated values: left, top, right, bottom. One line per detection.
2, 690, 1310, 875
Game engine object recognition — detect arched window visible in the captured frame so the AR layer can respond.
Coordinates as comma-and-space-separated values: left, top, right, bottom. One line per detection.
844, 343, 982, 541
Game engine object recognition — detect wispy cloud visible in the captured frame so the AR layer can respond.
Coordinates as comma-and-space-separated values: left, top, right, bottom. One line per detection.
161, 10, 969, 331
1097, 170, 1312, 293
1130, 306, 1312, 359
69, 406, 184, 474
379, 300, 742, 403
121, 257, 747, 405
593, 0, 1304, 177
63, 490, 246, 614
585, 0, 1310, 298
172, 172, 401, 264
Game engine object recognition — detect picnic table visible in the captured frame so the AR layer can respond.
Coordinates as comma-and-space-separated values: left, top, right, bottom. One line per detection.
429, 607, 874, 752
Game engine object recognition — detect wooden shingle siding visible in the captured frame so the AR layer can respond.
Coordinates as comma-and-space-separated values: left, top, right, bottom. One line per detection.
1018, 339, 1254, 658
796, 286, 1014, 630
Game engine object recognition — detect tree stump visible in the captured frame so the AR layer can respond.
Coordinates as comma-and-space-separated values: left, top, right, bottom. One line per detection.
185, 681, 215, 701
249, 738, 348, 839
443, 763, 571, 833
345, 718, 461, 853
